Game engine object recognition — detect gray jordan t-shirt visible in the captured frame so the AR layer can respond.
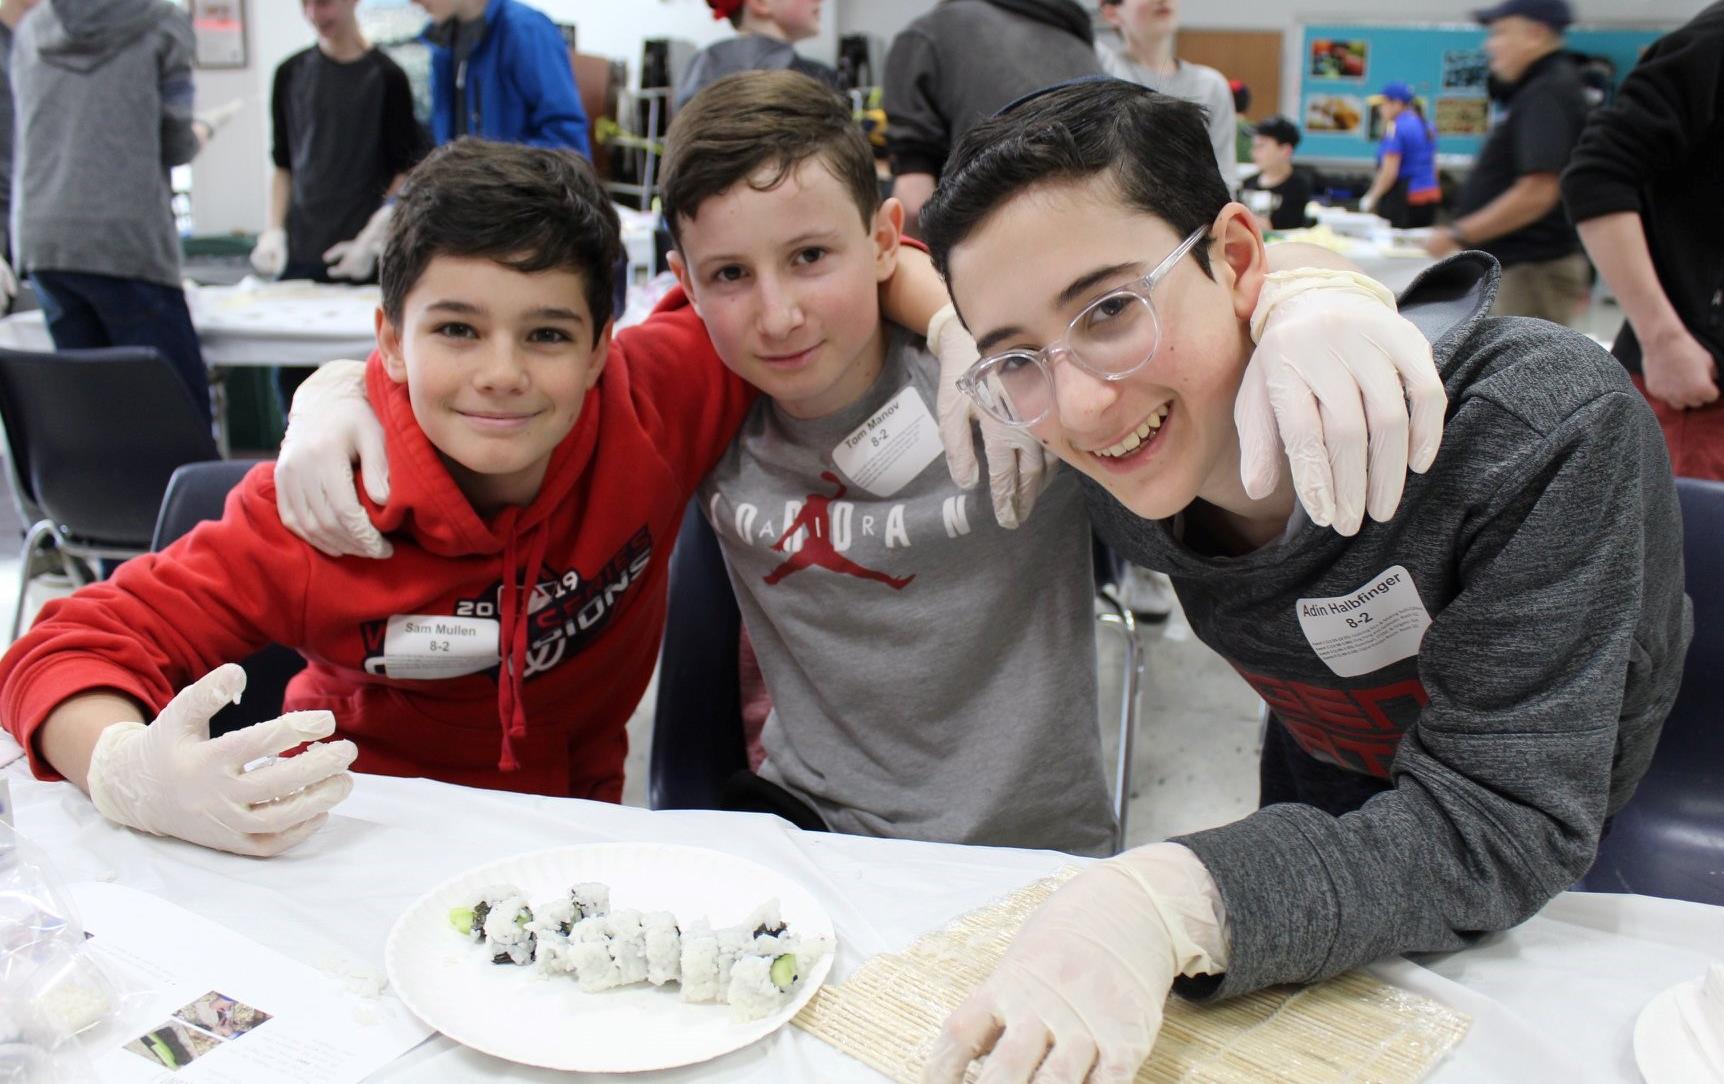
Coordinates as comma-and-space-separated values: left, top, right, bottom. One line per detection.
699, 324, 1114, 855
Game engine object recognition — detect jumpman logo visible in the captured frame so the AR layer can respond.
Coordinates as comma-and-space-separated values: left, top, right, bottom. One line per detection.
763, 472, 915, 590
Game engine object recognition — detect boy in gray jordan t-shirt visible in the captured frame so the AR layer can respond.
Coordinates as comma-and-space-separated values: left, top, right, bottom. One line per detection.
699, 324, 1112, 854
664, 72, 1114, 855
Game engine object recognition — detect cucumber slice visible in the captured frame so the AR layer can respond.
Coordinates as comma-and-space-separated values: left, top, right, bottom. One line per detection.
449, 906, 474, 934
769, 953, 799, 991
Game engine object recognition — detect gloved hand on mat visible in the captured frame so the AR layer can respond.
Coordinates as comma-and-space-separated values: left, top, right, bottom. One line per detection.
323, 202, 393, 282
249, 227, 287, 278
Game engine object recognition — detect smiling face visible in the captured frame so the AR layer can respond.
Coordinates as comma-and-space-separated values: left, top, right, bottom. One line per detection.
669, 158, 900, 420
948, 176, 1266, 522
378, 254, 610, 513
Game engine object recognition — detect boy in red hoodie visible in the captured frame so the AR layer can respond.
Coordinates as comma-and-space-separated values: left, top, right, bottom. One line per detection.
0, 140, 768, 856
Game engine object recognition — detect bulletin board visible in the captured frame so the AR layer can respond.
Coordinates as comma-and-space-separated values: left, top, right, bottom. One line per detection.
1297, 22, 1667, 164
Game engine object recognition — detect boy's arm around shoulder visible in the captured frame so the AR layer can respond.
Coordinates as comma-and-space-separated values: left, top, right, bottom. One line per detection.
1173, 358, 1686, 1000
614, 293, 759, 496
1, 463, 315, 782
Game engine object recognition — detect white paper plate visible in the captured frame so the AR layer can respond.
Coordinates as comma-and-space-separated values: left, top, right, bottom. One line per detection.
384, 843, 836, 1073
1633, 976, 1724, 1084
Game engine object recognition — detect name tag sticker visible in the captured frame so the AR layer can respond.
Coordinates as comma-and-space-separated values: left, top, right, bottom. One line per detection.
1296, 565, 1431, 678
383, 614, 500, 680
831, 386, 944, 498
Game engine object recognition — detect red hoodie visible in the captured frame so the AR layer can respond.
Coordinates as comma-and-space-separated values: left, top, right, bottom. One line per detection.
0, 293, 753, 799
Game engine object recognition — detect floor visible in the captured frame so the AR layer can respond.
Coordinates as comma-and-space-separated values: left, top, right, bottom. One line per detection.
0, 297, 1629, 851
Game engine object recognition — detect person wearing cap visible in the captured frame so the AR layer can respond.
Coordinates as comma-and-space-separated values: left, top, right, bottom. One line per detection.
1425, 0, 1590, 325
1241, 116, 1315, 231
1561, 2, 1724, 478
1359, 82, 1440, 229
674, 0, 837, 112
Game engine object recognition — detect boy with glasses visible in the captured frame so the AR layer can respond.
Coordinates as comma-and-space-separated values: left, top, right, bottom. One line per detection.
919, 78, 1689, 1083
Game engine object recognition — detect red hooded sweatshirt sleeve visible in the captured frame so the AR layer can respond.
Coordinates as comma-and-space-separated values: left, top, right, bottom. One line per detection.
0, 294, 753, 799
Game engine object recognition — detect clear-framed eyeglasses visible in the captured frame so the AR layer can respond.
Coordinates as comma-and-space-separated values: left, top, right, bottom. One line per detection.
956, 226, 1210, 428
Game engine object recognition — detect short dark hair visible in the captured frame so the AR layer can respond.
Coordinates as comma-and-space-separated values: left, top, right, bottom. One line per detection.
921, 80, 1227, 282
1253, 115, 1302, 147
660, 70, 880, 248
380, 138, 621, 343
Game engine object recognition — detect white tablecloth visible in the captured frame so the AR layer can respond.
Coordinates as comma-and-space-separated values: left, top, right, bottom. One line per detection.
0, 282, 378, 369
7, 772, 1720, 1082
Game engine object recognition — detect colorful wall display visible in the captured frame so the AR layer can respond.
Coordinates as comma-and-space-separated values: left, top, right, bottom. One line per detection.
1297, 22, 1667, 163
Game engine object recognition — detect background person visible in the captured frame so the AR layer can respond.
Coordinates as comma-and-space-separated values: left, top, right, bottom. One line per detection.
1241, 116, 1315, 232
1358, 81, 1440, 228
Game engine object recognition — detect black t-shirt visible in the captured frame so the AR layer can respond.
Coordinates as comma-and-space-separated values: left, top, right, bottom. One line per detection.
1241, 167, 1315, 230
271, 47, 429, 275
1457, 52, 1588, 266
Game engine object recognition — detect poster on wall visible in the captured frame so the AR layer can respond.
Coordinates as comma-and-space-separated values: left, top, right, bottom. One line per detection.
1441, 49, 1489, 92
1435, 97, 1490, 135
1309, 39, 1368, 80
190, 0, 246, 69
1305, 94, 1365, 134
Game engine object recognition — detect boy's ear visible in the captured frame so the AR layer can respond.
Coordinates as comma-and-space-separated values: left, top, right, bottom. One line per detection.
872, 197, 905, 283
375, 307, 409, 384
1212, 202, 1269, 324
584, 320, 614, 391
666, 249, 701, 316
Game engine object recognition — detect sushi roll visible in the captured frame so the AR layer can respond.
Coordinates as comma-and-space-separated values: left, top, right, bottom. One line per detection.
448, 884, 535, 965
570, 883, 610, 922
606, 911, 649, 987
679, 919, 720, 1003
724, 933, 831, 1019
642, 911, 681, 986
481, 891, 535, 966
712, 925, 753, 994
565, 916, 623, 992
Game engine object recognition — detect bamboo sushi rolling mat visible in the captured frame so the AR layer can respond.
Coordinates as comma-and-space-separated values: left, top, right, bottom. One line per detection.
795, 868, 1470, 1083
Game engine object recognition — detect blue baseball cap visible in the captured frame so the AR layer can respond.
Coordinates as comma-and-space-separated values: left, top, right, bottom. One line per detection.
1369, 81, 1416, 104
1472, 0, 1573, 30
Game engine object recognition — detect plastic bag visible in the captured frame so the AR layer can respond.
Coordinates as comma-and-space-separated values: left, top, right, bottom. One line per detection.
0, 820, 134, 1083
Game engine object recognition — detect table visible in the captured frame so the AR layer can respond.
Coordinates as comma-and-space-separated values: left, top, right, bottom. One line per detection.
6, 771, 1721, 1082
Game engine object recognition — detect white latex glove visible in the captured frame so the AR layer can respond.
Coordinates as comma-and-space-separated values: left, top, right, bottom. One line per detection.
86, 665, 358, 858
0, 254, 16, 305
249, 227, 287, 278
923, 844, 1228, 1084
1238, 267, 1445, 536
195, 97, 245, 137
322, 202, 394, 282
929, 303, 1056, 529
276, 359, 394, 559
1358, 193, 1378, 216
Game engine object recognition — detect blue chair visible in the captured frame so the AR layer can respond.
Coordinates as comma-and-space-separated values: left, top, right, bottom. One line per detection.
649, 503, 1144, 853
152, 460, 309, 737
0, 346, 219, 639
1581, 476, 1724, 904
649, 504, 748, 812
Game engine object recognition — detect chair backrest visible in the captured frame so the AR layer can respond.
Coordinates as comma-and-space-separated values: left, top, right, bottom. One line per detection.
1660, 476, 1724, 762
649, 502, 747, 810
153, 460, 308, 736
0, 347, 218, 546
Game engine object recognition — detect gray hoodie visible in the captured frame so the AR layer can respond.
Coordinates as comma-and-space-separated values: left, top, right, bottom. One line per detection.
1085, 254, 1691, 1001
12, 0, 199, 287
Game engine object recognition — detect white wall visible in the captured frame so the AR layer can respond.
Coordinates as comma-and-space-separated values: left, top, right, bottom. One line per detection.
187, 2, 314, 236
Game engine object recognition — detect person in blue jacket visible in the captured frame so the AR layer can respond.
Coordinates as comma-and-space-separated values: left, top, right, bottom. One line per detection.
322, 0, 593, 279
417, 0, 588, 154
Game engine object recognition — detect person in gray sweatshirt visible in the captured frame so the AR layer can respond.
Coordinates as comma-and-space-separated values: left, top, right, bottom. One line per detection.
918, 79, 1691, 1084
11, 0, 228, 420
